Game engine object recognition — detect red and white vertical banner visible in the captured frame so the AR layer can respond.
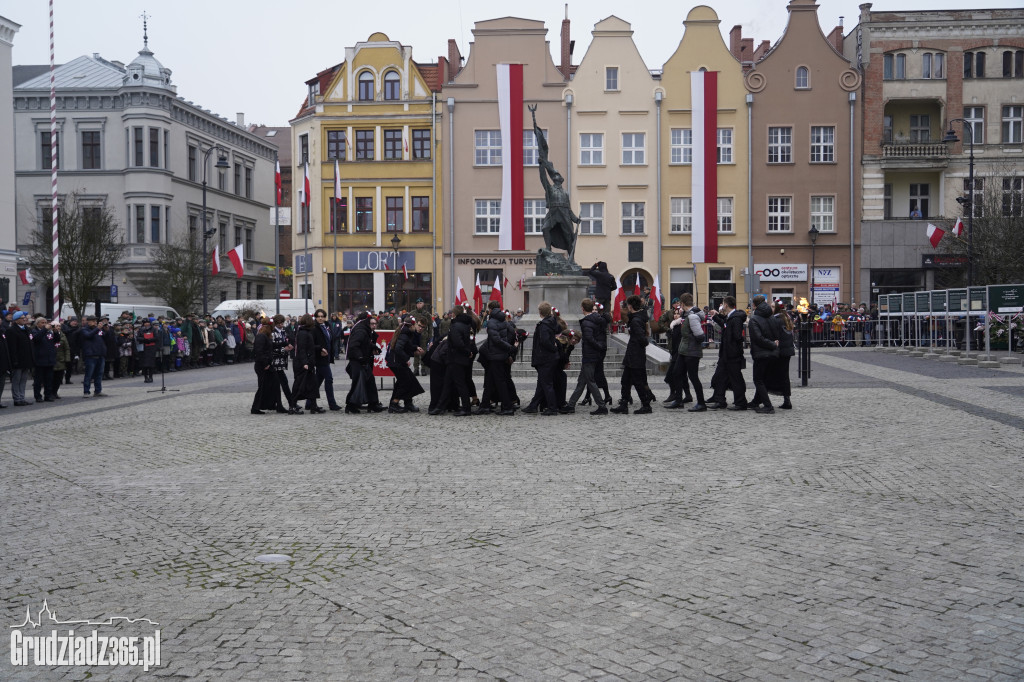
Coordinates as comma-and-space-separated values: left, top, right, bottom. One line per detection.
49, 0, 60, 319
690, 70, 718, 265
496, 63, 525, 251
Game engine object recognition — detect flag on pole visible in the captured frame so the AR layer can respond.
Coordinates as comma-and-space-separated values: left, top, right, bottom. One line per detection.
473, 273, 483, 314
275, 160, 282, 204
212, 245, 221, 276
300, 161, 310, 207
518, 274, 526, 290
496, 63, 525, 251
18, 269, 33, 285
455, 276, 468, 305
402, 263, 409, 281
634, 273, 642, 296
404, 135, 409, 155
503, 276, 510, 289
690, 70, 719, 264
952, 216, 963, 237
612, 277, 626, 323
227, 244, 244, 279
489, 276, 503, 309
926, 223, 945, 248
334, 159, 342, 202
650, 274, 663, 320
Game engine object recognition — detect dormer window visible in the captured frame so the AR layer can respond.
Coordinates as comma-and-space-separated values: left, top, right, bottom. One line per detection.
795, 66, 809, 89
358, 71, 375, 101
383, 71, 400, 100
307, 82, 319, 106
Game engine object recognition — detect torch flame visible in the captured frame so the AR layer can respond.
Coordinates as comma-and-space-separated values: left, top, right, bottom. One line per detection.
796, 297, 810, 315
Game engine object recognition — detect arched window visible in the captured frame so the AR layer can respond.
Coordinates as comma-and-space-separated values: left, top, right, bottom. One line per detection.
383, 71, 400, 100
795, 66, 809, 89
358, 71, 374, 101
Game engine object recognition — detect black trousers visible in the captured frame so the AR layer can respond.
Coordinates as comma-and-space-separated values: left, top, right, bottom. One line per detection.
725, 360, 747, 407
568, 362, 601, 407
34, 366, 54, 400
751, 358, 772, 408
620, 365, 651, 405
683, 356, 705, 404
437, 363, 471, 411
484, 359, 514, 409
529, 362, 558, 410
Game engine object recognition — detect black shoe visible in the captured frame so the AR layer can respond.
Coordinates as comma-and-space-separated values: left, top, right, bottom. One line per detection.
634, 404, 653, 414
345, 405, 360, 414
497, 409, 516, 416
404, 403, 420, 413
559, 405, 575, 414
590, 406, 609, 415
522, 405, 539, 414
13, 401, 29, 406
473, 406, 494, 415
603, 395, 614, 405
308, 406, 326, 414
580, 397, 592, 406
251, 409, 266, 415
780, 400, 792, 410
367, 403, 385, 413
726, 404, 747, 411
275, 407, 290, 414
388, 404, 407, 414
688, 403, 708, 412
662, 396, 679, 405
681, 396, 693, 404
453, 409, 471, 417
289, 406, 304, 415
329, 404, 343, 411
706, 401, 727, 409
664, 400, 684, 409
541, 408, 558, 416
44, 398, 55, 403
610, 404, 629, 414
755, 406, 776, 414
427, 409, 443, 416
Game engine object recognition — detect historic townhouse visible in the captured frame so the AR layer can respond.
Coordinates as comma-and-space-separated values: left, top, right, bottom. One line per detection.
740, 0, 861, 306
440, 16, 573, 311
566, 16, 661, 296
847, 5, 1024, 302
13, 35, 277, 312
660, 6, 749, 308
0, 15, 19, 304
291, 33, 443, 314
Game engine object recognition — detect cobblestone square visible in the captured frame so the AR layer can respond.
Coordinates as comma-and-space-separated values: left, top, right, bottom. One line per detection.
2, 349, 1023, 680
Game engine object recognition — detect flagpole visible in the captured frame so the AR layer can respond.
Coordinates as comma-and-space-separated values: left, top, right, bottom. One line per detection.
49, 0, 59, 320
333, 191, 338, 314
274, 151, 280, 316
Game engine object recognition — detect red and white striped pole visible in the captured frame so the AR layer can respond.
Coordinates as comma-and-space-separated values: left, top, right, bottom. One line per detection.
49, 0, 60, 320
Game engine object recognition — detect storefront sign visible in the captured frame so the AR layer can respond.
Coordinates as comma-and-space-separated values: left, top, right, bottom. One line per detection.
754, 263, 807, 281
456, 257, 535, 266
922, 254, 968, 269
342, 251, 416, 272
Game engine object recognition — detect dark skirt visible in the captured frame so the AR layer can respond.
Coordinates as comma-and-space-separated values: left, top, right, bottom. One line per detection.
765, 356, 792, 397
291, 365, 322, 401
345, 361, 379, 407
389, 362, 424, 402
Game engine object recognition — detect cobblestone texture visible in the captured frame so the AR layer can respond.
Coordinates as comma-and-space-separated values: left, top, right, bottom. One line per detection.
1, 349, 1022, 680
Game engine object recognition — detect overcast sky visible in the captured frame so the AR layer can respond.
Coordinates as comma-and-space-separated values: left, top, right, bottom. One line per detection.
8, 1, 1021, 126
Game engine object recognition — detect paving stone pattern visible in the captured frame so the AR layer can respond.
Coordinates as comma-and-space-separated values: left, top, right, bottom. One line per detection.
2, 349, 1023, 680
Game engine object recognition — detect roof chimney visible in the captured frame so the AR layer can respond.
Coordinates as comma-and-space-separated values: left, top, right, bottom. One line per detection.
753, 40, 771, 61
236, 112, 245, 127
448, 39, 463, 79
730, 26, 744, 61
560, 5, 572, 79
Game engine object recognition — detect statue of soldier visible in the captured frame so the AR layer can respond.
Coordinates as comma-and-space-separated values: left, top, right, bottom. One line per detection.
529, 105, 581, 258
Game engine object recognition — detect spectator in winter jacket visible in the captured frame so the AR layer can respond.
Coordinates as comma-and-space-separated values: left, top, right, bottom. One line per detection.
8, 312, 35, 405
29, 317, 58, 402
78, 316, 109, 397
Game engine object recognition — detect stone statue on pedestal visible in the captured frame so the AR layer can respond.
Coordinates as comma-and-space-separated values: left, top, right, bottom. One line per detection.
529, 105, 582, 275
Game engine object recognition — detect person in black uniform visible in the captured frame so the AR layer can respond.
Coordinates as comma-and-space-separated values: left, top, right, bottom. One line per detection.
345, 312, 384, 413
430, 306, 475, 416
312, 309, 341, 411
292, 314, 324, 413
523, 302, 560, 416
611, 295, 654, 414
386, 315, 425, 413
709, 296, 748, 410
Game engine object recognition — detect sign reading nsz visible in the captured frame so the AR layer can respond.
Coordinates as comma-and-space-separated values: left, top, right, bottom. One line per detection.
753, 264, 808, 281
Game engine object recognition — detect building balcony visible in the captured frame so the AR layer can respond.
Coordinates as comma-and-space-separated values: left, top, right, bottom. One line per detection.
878, 140, 949, 170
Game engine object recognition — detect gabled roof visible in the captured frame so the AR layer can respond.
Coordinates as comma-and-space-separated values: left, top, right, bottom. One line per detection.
15, 54, 124, 90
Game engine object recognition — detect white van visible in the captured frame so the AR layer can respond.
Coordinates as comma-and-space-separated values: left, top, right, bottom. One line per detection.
209, 299, 315, 320
60, 302, 181, 321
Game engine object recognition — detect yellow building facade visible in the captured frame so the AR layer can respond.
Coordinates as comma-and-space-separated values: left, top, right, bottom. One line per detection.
660, 6, 750, 308
291, 32, 443, 315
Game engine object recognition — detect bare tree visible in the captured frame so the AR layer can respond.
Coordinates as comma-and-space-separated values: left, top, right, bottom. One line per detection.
136, 232, 205, 315
25, 192, 126, 318
938, 178, 1024, 287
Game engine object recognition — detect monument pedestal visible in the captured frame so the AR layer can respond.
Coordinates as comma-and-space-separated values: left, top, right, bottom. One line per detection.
518, 275, 591, 333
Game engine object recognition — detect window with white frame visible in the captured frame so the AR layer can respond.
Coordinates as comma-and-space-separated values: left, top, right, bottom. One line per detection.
523, 129, 547, 166
579, 202, 604, 235
964, 106, 984, 145
767, 196, 792, 232
964, 178, 984, 218
358, 71, 374, 101
621, 202, 645, 234
810, 126, 835, 163
717, 128, 733, 164
670, 128, 692, 164
580, 133, 603, 165
811, 196, 835, 232
475, 199, 501, 234
795, 66, 809, 89
475, 130, 502, 165
670, 197, 692, 233
622, 133, 645, 165
717, 197, 733, 233
1003, 177, 1023, 217
1002, 106, 1023, 144
524, 199, 546, 233
605, 67, 619, 91
768, 127, 792, 163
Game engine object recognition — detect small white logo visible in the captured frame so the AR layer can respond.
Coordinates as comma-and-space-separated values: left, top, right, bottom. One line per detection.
10, 601, 161, 672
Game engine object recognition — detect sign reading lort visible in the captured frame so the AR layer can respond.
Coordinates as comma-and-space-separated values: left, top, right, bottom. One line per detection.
753, 264, 808, 282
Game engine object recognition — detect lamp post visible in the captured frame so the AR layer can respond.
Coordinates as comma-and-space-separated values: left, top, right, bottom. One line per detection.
808, 225, 819, 306
942, 120, 975, 288
201, 145, 231, 316
800, 226, 820, 387
390, 234, 401, 311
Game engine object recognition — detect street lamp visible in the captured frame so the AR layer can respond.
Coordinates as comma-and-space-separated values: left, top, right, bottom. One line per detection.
201, 145, 231, 315
943, 120, 975, 288
808, 225, 819, 306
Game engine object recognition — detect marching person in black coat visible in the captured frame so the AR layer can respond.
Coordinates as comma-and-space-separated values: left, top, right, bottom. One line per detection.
747, 295, 779, 414
707, 295, 748, 410
767, 301, 795, 410
565, 298, 609, 415
8, 312, 34, 405
476, 304, 517, 415
523, 302, 561, 416
291, 314, 324, 413
312, 309, 341, 411
611, 295, 654, 414
430, 306, 475, 416
386, 315, 426, 413
345, 312, 384, 413
251, 319, 283, 414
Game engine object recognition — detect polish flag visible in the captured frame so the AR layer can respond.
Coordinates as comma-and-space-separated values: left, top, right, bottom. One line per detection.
275, 160, 282, 204
454, 276, 468, 305
690, 70, 719, 264
473, 273, 483, 314
402, 263, 409, 281
334, 159, 342, 203
634, 273, 642, 296
926, 223, 945, 248
952, 216, 963, 237
227, 244, 244, 279
488, 276, 503, 309
650, 274, 663, 320
212, 245, 221, 276
612, 277, 626, 323
503, 276, 510, 289
518, 274, 526, 290
18, 269, 33, 285
496, 63, 525, 251
300, 161, 310, 207
404, 135, 409, 156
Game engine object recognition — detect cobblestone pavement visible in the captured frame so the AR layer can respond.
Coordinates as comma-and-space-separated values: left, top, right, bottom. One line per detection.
2, 350, 1023, 681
